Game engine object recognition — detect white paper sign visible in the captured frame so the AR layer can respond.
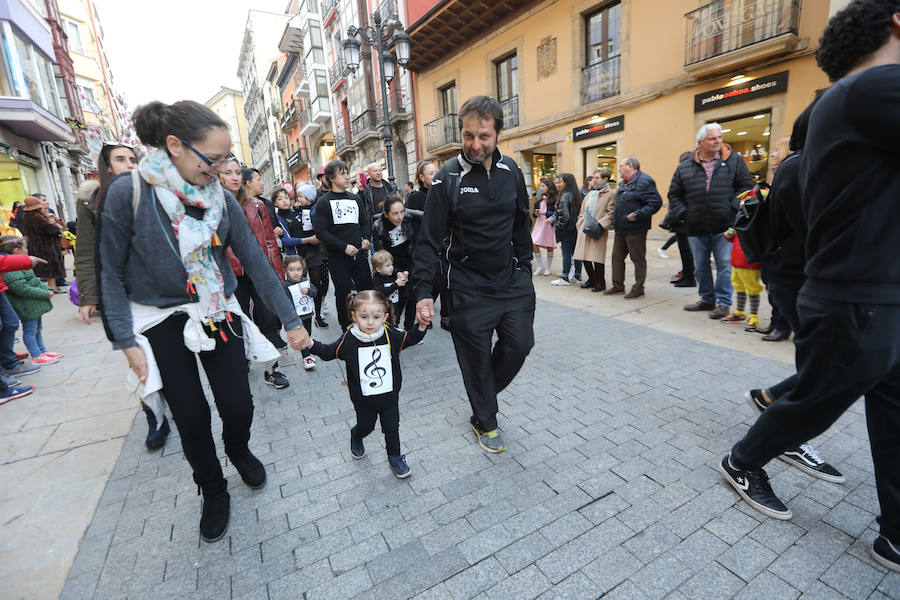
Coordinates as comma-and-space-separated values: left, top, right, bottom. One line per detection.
330, 198, 359, 225
358, 344, 393, 396
388, 226, 407, 247
288, 282, 314, 316
301, 209, 313, 231
381, 282, 399, 303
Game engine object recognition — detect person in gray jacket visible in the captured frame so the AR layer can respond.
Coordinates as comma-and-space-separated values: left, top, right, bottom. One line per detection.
97, 100, 310, 543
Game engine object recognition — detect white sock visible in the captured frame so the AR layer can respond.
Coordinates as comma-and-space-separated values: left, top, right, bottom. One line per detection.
568, 264, 575, 279
545, 252, 554, 273
534, 253, 544, 271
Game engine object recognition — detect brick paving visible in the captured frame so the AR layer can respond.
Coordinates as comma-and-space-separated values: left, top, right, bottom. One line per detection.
59, 297, 900, 599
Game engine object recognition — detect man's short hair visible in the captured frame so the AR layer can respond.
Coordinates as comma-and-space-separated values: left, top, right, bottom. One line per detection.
458, 95, 503, 134
816, 0, 900, 82
324, 159, 348, 184
623, 157, 640, 171
696, 122, 723, 144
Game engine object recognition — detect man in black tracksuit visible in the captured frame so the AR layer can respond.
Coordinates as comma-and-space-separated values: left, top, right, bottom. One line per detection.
412, 95, 535, 454
719, 1, 900, 571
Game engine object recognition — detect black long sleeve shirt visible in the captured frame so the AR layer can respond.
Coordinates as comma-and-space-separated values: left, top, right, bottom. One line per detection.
312, 190, 371, 255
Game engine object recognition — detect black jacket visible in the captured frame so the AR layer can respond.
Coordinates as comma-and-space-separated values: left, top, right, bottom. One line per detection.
411, 149, 533, 300
372, 213, 414, 271
800, 64, 900, 304
554, 191, 579, 234
405, 187, 428, 247
613, 171, 662, 234
312, 190, 371, 255
764, 153, 806, 289
361, 180, 397, 223
667, 145, 753, 236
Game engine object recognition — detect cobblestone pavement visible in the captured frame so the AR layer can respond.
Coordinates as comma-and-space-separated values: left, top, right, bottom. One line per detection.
59, 298, 898, 600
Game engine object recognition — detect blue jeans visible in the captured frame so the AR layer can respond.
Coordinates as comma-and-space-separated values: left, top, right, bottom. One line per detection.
558, 231, 582, 279
688, 234, 732, 306
0, 293, 20, 371
21, 317, 46, 358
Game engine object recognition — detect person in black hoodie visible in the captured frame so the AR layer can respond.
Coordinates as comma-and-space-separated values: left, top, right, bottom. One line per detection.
313, 160, 372, 328
412, 95, 534, 454
720, 0, 900, 572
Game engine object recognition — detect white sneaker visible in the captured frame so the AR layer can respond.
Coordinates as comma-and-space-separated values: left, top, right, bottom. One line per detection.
304, 356, 316, 370
657, 247, 669, 259
533, 266, 546, 276
550, 278, 570, 286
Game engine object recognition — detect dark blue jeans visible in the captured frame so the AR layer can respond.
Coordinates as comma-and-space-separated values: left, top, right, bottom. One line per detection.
0, 293, 20, 373
558, 230, 581, 279
689, 234, 732, 306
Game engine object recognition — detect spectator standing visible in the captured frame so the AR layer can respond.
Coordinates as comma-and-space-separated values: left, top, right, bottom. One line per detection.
361, 162, 397, 225
21, 197, 66, 293
573, 168, 616, 292
550, 173, 583, 286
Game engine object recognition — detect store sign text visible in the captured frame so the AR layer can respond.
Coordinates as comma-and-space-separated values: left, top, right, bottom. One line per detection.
694, 71, 789, 112
572, 115, 625, 142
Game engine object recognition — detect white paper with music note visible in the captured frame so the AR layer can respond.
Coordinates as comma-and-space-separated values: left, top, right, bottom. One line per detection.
330, 198, 359, 225
388, 226, 407, 247
301, 208, 313, 231
358, 344, 393, 396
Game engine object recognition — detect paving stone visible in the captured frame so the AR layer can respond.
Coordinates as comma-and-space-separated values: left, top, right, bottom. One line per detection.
329, 533, 389, 574
736, 571, 800, 600
494, 531, 554, 574
483, 564, 551, 600
819, 553, 884, 599
629, 553, 693, 600
535, 571, 601, 600
676, 562, 746, 599
767, 545, 830, 590
622, 523, 680, 563
458, 523, 515, 565
581, 546, 643, 595
443, 556, 508, 600
305, 566, 372, 600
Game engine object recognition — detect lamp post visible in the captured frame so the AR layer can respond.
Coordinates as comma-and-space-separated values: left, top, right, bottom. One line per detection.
342, 9, 411, 185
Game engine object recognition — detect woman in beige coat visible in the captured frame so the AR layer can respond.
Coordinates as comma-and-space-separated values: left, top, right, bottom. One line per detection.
574, 167, 616, 292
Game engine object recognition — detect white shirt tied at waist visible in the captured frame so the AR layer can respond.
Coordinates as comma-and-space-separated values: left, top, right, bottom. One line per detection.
127, 295, 281, 428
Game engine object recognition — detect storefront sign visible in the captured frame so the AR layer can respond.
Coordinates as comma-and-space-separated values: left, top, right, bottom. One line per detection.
694, 71, 789, 112
572, 115, 625, 142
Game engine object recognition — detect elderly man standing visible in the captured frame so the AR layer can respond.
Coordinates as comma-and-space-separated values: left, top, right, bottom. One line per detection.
668, 124, 752, 319
361, 162, 397, 225
603, 157, 661, 299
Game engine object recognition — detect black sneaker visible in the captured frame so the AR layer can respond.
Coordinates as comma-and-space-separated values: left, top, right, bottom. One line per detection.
264, 369, 290, 389
872, 536, 900, 572
199, 491, 230, 542
745, 389, 771, 415
778, 444, 845, 484
315, 316, 329, 328
225, 445, 266, 488
388, 454, 410, 478
718, 455, 791, 520
350, 432, 365, 459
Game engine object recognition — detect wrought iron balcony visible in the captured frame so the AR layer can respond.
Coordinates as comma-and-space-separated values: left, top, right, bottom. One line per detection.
350, 109, 379, 144
375, 84, 409, 125
280, 100, 298, 131
334, 119, 350, 153
320, 0, 338, 18
249, 119, 265, 143
287, 147, 309, 170
582, 55, 621, 104
377, 0, 399, 24
499, 95, 519, 129
328, 58, 347, 89
423, 114, 459, 154
684, 0, 801, 75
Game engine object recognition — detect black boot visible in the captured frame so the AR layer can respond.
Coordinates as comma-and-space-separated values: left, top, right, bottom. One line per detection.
225, 444, 266, 489
199, 489, 230, 542
592, 264, 607, 292
142, 403, 170, 450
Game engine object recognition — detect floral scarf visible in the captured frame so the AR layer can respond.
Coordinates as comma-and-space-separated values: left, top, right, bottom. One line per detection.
139, 149, 228, 323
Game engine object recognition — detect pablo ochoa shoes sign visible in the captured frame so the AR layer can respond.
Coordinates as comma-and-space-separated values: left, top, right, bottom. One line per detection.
694, 71, 789, 112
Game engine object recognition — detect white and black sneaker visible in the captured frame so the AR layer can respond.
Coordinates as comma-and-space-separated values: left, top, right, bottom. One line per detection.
719, 455, 792, 520
264, 369, 290, 389
778, 444, 845, 483
745, 389, 770, 415
872, 536, 900, 572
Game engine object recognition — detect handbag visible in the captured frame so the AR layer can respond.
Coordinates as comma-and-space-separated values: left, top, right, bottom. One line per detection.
733, 182, 774, 263
582, 209, 605, 239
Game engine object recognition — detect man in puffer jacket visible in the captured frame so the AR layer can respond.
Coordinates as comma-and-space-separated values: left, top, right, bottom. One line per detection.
668, 123, 753, 319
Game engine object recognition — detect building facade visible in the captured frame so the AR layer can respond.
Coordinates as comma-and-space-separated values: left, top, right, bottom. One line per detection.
408, 0, 832, 214
205, 87, 252, 165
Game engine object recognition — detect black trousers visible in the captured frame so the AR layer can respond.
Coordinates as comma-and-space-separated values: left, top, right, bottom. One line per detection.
300, 315, 312, 358
767, 282, 800, 399
450, 291, 535, 431
144, 313, 253, 496
676, 233, 694, 280
394, 286, 417, 330
352, 396, 400, 456
235, 275, 285, 349
732, 296, 900, 542
328, 253, 373, 328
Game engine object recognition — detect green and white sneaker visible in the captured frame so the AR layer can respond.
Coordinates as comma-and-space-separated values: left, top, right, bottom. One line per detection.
470, 416, 506, 453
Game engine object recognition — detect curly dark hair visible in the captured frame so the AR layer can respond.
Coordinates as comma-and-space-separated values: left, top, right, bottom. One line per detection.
816, 0, 900, 82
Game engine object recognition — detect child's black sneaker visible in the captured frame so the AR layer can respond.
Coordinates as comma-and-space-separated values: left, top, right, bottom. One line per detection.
778, 443, 845, 483
264, 369, 290, 389
199, 490, 230, 542
745, 389, 770, 415
718, 455, 791, 520
350, 432, 365, 459
872, 535, 900, 572
388, 454, 410, 478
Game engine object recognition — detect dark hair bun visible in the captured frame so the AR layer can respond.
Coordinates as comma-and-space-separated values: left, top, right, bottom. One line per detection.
132, 101, 168, 147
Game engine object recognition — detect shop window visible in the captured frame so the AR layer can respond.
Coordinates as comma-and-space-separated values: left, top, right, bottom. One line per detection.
531, 153, 557, 193
583, 142, 618, 188
717, 111, 770, 182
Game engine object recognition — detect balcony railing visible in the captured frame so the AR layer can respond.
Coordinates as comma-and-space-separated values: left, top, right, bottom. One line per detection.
582, 55, 621, 104
320, 0, 338, 18
499, 95, 519, 129
280, 100, 298, 130
249, 119, 265, 143
685, 0, 800, 66
424, 114, 460, 153
328, 58, 347, 89
377, 0, 399, 24
287, 148, 309, 170
350, 109, 378, 142
375, 85, 408, 123
334, 120, 350, 152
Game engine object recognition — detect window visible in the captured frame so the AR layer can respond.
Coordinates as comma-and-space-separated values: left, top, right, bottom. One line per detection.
76, 78, 100, 112
439, 82, 457, 115
62, 19, 84, 54
586, 2, 621, 66
0, 23, 63, 116
495, 54, 518, 127
313, 70, 328, 100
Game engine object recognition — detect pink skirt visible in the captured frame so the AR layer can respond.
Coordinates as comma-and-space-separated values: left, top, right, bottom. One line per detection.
531, 215, 557, 248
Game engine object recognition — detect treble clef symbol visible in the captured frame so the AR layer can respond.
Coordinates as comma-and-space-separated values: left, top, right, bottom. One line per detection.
363, 346, 387, 389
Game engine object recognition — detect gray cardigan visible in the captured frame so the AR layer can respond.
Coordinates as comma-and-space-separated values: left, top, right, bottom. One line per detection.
98, 172, 300, 350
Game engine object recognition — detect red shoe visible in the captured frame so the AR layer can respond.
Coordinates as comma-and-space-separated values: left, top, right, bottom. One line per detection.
32, 353, 59, 365
43, 351, 64, 359
15, 352, 27, 360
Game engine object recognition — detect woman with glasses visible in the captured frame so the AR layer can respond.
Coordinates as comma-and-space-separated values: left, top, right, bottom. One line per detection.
97, 100, 310, 542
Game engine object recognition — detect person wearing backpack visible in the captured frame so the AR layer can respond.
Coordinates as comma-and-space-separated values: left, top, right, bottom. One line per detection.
412, 95, 534, 454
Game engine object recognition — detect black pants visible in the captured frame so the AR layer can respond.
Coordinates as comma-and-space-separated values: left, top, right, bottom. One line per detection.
431, 272, 451, 318
235, 275, 285, 349
144, 313, 253, 496
352, 396, 400, 456
394, 286, 417, 330
300, 316, 312, 358
328, 253, 373, 328
731, 296, 900, 542
583, 262, 605, 288
676, 233, 694, 280
767, 282, 800, 399
450, 291, 535, 431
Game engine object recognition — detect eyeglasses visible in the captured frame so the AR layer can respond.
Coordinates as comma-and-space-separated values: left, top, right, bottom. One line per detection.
178, 137, 230, 169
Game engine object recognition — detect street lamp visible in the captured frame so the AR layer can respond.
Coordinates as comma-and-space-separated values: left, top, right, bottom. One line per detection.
342, 9, 411, 185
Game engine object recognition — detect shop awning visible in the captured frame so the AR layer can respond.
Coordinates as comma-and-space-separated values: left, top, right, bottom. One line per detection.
0, 98, 74, 143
